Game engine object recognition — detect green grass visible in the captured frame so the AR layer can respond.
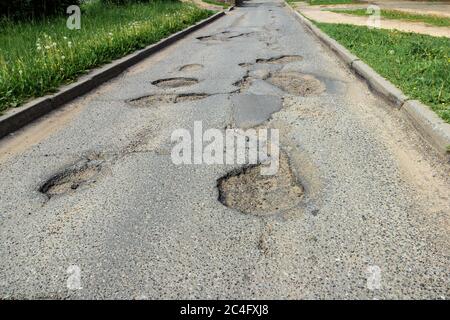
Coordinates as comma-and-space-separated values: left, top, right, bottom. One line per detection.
315, 23, 450, 123
307, 0, 361, 5
202, 0, 230, 8
328, 8, 450, 27
0, 0, 213, 113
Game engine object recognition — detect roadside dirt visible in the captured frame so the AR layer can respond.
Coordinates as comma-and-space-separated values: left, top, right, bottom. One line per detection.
293, 2, 450, 38
183, 0, 226, 11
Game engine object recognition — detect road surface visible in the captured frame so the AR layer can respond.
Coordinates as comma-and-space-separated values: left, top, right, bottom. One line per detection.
0, 0, 449, 299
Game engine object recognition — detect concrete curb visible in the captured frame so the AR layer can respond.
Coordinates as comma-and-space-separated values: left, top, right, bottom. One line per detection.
351, 60, 408, 107
285, 3, 450, 157
0, 11, 226, 139
403, 100, 450, 155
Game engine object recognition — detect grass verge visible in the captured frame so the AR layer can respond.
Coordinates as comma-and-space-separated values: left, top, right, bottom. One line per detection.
202, 0, 230, 8
307, 0, 361, 5
0, 0, 213, 114
328, 9, 450, 27
315, 22, 450, 123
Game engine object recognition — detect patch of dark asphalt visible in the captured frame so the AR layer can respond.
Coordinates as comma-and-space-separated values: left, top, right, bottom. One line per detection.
231, 94, 283, 129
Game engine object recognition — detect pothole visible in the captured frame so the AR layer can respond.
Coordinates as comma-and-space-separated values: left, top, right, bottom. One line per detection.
151, 77, 198, 88
267, 71, 325, 96
217, 152, 304, 216
197, 31, 254, 43
39, 154, 104, 198
233, 72, 253, 93
178, 64, 203, 72
174, 93, 210, 103
129, 94, 177, 106
256, 55, 303, 64
128, 93, 210, 107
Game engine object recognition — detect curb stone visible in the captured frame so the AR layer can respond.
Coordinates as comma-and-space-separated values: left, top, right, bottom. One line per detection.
0, 11, 226, 139
402, 100, 450, 156
351, 60, 408, 107
285, 2, 450, 158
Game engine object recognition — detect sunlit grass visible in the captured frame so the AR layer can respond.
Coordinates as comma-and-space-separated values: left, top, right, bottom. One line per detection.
0, 0, 213, 113
328, 8, 450, 27
316, 22, 450, 123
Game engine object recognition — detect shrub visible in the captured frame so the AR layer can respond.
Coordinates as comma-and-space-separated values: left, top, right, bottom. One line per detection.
0, 0, 80, 21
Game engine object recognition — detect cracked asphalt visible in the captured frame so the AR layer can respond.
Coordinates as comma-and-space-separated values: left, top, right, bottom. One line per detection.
0, 0, 449, 299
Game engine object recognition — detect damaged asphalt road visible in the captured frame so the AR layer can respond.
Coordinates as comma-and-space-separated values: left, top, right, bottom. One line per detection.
0, 0, 449, 299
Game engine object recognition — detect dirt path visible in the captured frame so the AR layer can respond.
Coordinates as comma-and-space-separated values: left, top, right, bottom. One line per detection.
363, 0, 450, 18
293, 1, 450, 38
183, 0, 226, 11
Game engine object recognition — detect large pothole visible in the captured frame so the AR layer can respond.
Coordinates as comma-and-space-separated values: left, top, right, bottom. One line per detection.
197, 31, 254, 43
217, 152, 304, 216
151, 77, 198, 88
267, 71, 325, 96
39, 154, 104, 198
128, 93, 209, 107
256, 55, 303, 64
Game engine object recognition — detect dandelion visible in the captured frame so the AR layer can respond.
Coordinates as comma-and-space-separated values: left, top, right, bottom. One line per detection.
68, 41, 73, 48
61, 56, 66, 60
63, 36, 68, 40
389, 50, 395, 55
